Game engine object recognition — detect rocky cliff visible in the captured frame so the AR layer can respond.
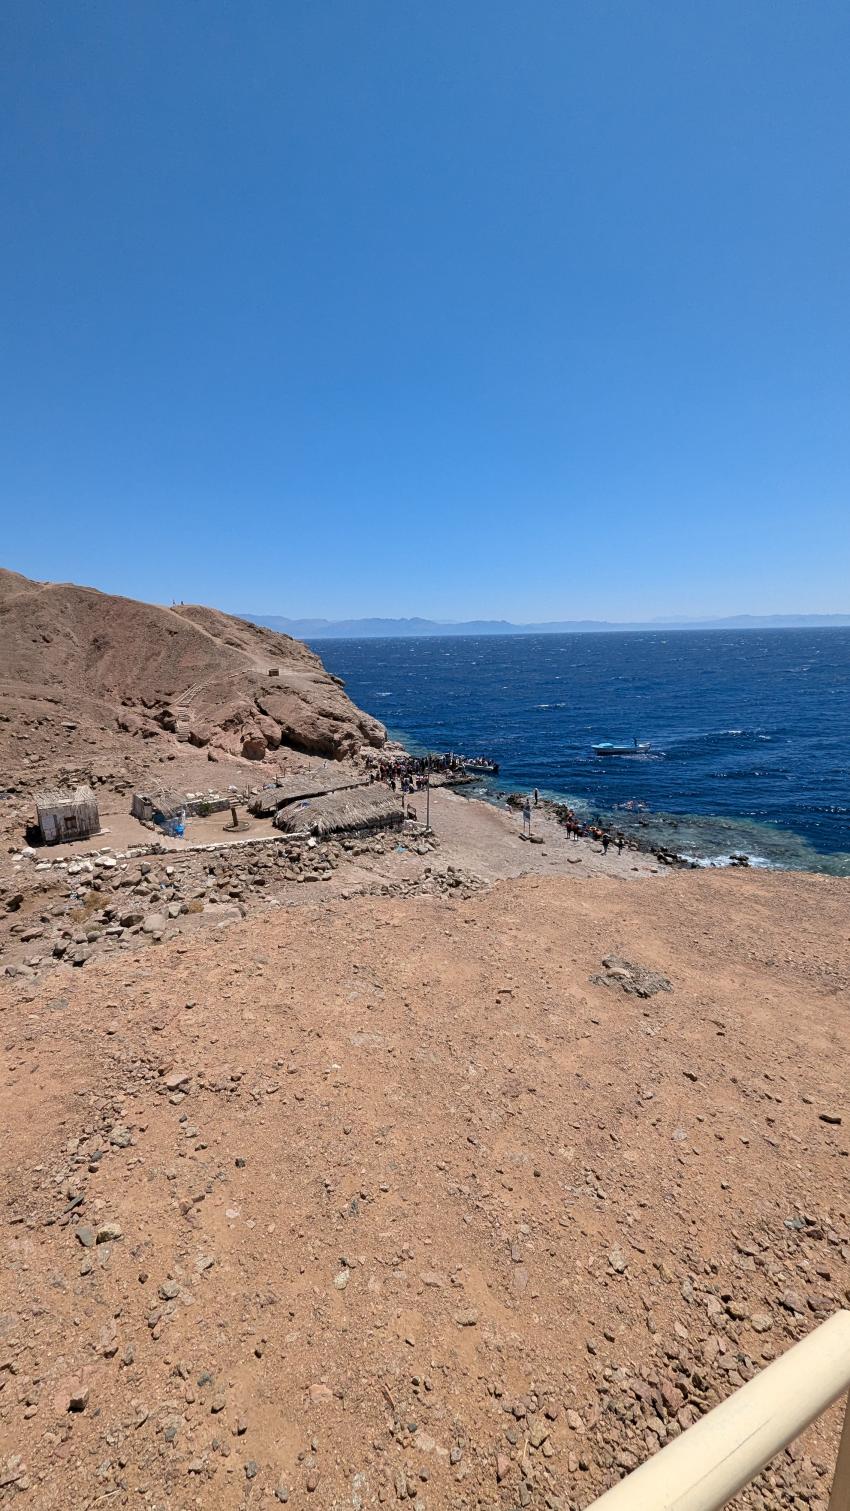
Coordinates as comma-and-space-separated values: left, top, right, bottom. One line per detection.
0, 569, 385, 787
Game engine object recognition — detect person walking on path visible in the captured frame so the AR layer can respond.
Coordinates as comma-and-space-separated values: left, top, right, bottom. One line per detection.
602, 831, 611, 855
522, 797, 532, 835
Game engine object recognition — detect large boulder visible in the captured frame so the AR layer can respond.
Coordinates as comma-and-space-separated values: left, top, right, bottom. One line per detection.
240, 729, 267, 760
254, 713, 282, 750
255, 684, 385, 760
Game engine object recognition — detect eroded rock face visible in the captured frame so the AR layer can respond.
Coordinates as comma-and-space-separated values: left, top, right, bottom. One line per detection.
240, 731, 267, 761
254, 713, 282, 750
0, 569, 387, 777
256, 685, 385, 760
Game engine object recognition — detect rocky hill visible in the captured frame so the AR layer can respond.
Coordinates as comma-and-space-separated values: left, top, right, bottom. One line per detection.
0, 569, 386, 801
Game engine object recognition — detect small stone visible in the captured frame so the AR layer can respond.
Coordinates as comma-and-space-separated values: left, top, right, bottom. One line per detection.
306, 1469, 320, 1492
96, 1222, 122, 1244
245, 1460, 258, 1479
496, 1453, 510, 1482
453, 1310, 479, 1327
333, 1268, 350, 1290
726, 1300, 750, 1321
109, 1125, 132, 1148
419, 1271, 446, 1289
275, 1487, 290, 1504
750, 1313, 773, 1333
159, 1280, 180, 1300
75, 1225, 95, 1248
98, 1325, 118, 1358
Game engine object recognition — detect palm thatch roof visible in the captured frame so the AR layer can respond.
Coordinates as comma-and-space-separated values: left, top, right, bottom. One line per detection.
274, 786, 403, 837
249, 772, 367, 817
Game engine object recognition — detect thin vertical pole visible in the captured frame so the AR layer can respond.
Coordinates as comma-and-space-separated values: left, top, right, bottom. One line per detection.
830, 1392, 850, 1511
426, 775, 431, 833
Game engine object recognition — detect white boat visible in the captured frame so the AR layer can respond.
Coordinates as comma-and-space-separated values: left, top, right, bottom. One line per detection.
592, 740, 651, 756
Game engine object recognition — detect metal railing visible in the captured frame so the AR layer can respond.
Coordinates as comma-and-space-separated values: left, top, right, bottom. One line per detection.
586, 1309, 850, 1510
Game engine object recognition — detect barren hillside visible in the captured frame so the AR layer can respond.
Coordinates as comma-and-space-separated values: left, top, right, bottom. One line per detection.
0, 569, 385, 816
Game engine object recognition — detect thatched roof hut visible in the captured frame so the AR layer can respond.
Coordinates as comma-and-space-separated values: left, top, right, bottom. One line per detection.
275, 787, 403, 838
249, 773, 367, 818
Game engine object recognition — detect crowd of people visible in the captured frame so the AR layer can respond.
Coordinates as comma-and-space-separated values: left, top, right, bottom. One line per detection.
369, 757, 431, 793
368, 750, 489, 792
557, 803, 632, 852
520, 791, 634, 854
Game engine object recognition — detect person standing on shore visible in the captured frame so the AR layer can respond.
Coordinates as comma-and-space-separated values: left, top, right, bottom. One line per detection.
602, 831, 611, 854
522, 797, 532, 835
533, 788, 539, 807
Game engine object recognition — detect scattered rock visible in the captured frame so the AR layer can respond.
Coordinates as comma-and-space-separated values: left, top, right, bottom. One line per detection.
591, 956, 673, 997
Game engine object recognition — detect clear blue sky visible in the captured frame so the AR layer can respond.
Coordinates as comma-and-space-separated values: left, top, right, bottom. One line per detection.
2, 1, 848, 621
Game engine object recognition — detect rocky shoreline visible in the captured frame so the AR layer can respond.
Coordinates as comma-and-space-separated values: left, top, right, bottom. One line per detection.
495, 791, 757, 870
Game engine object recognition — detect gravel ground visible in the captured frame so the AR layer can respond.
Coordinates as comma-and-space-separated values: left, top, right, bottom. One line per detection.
1, 865, 848, 1509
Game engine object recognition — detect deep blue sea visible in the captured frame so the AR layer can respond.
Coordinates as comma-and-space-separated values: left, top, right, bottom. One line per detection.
311, 630, 850, 874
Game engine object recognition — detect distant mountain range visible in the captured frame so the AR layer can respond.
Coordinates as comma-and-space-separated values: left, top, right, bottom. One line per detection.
240, 612, 850, 640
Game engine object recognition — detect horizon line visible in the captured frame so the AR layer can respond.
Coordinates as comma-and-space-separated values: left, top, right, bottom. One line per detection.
238, 610, 850, 639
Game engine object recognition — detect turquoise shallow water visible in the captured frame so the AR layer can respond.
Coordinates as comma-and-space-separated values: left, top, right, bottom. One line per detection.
311, 629, 850, 875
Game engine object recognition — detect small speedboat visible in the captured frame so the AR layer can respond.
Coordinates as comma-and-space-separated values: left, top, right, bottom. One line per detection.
592, 740, 651, 756
464, 758, 500, 775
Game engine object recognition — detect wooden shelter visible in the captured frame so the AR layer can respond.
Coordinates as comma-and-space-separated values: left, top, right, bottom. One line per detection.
248, 773, 367, 818
131, 788, 232, 824
274, 787, 403, 838
131, 788, 186, 823
35, 785, 100, 845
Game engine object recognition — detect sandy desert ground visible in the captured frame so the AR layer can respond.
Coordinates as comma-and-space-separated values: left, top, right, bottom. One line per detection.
1, 863, 848, 1510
